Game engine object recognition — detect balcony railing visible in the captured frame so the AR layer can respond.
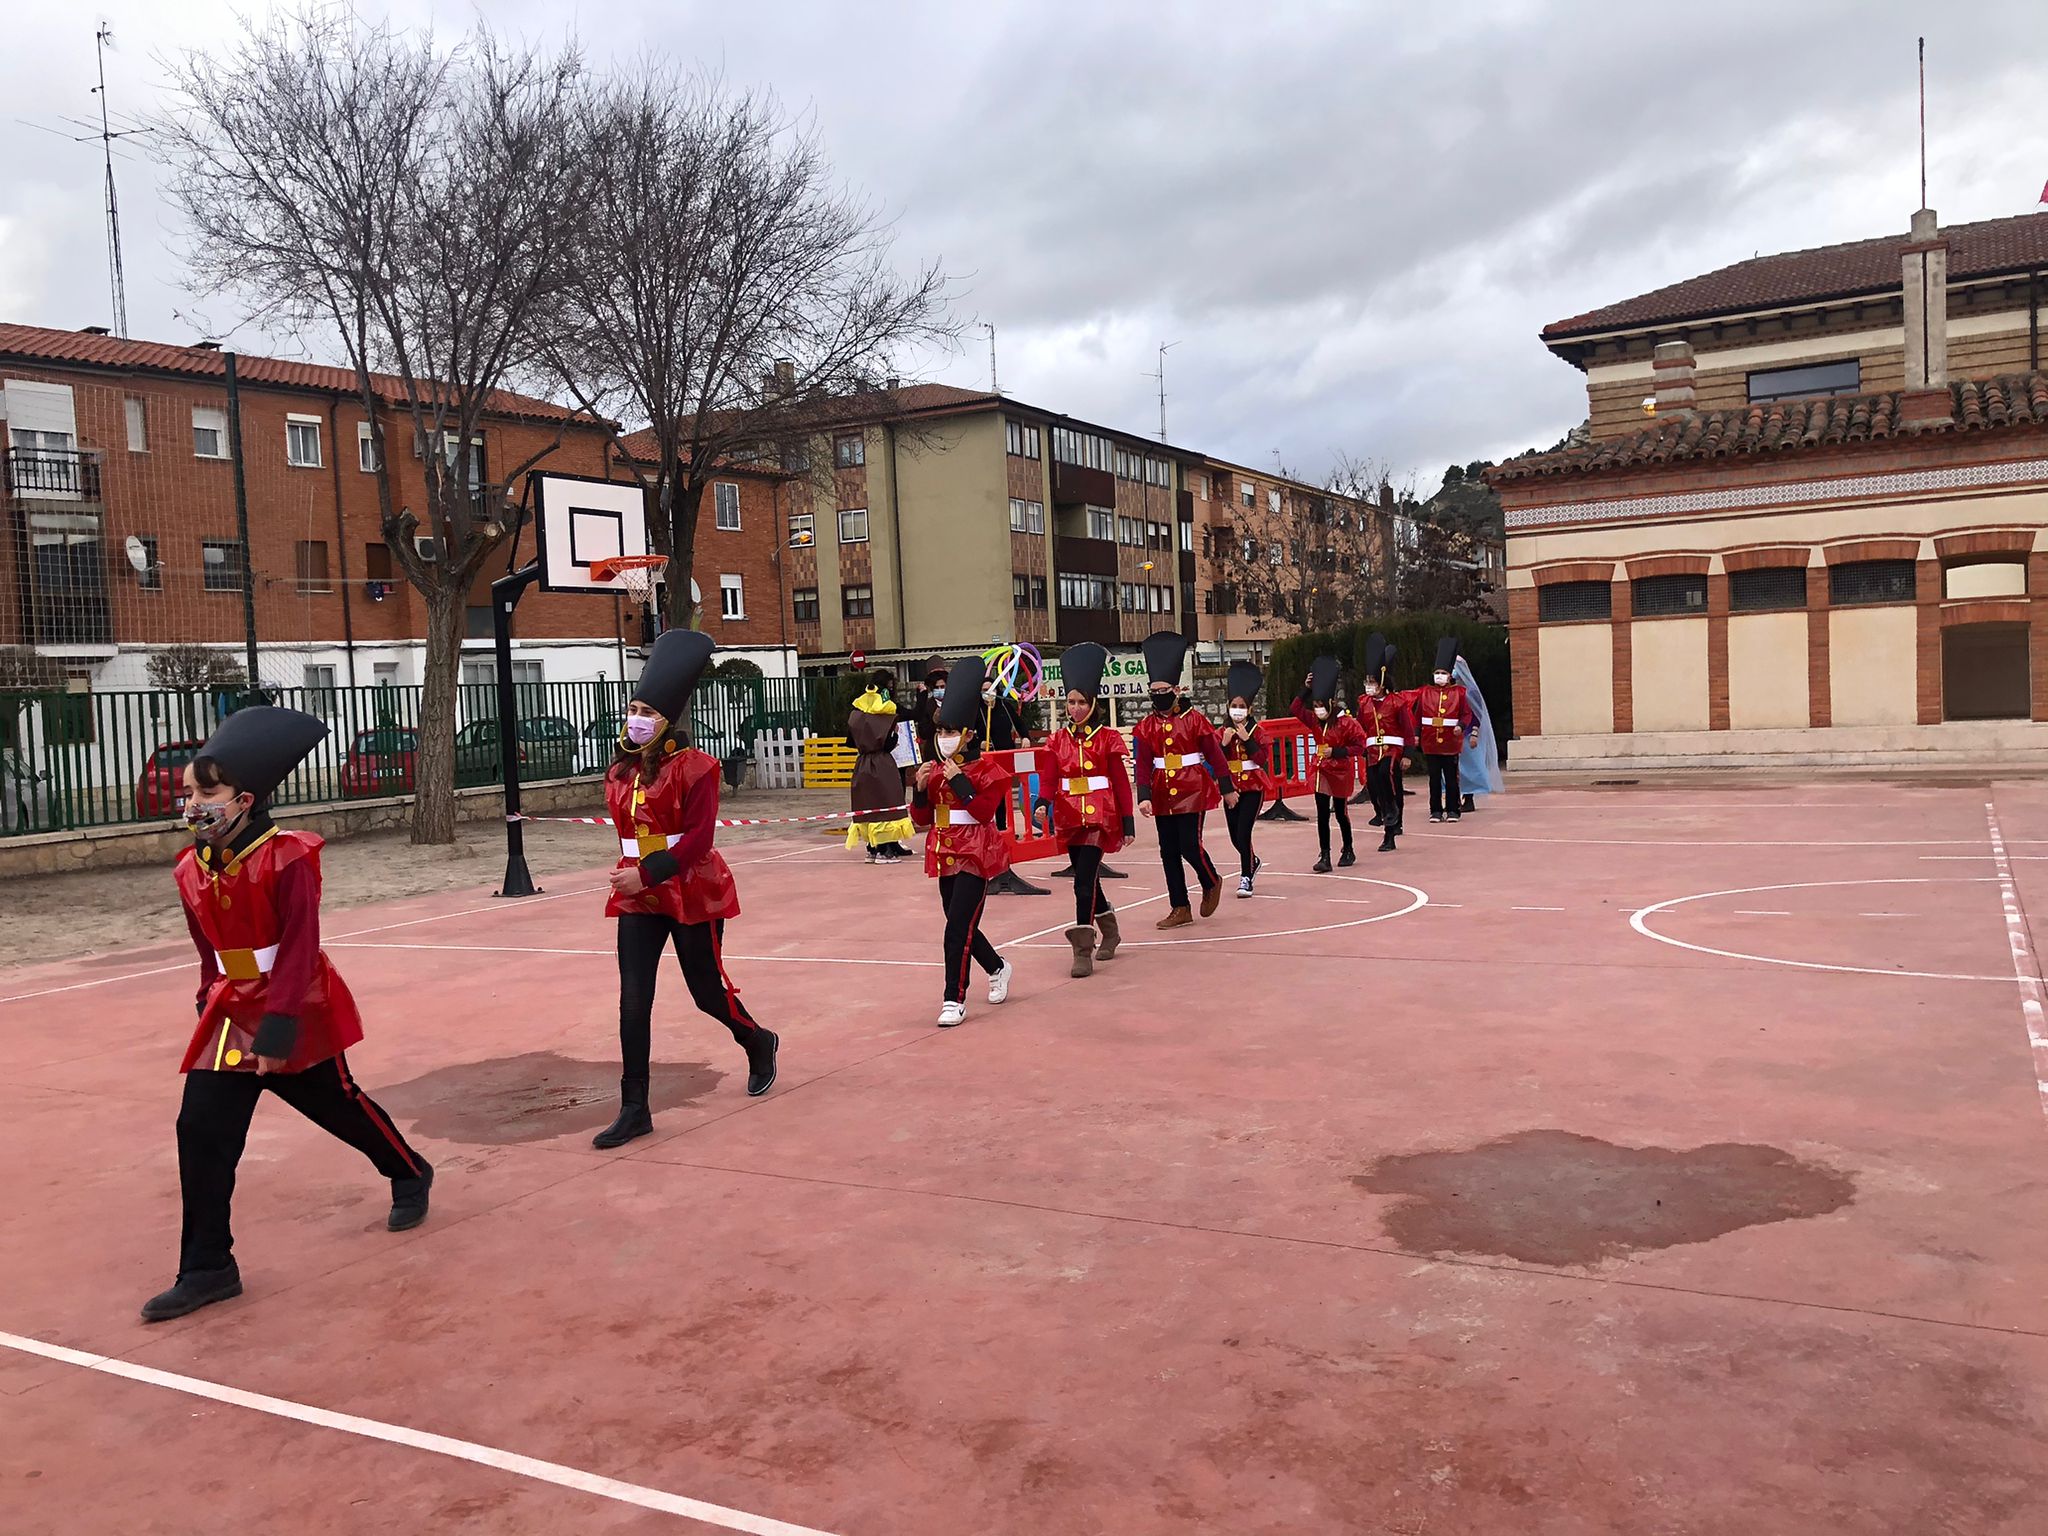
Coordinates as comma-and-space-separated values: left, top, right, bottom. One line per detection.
4, 447, 102, 500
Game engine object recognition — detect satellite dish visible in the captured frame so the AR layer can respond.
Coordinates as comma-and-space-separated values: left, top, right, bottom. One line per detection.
124, 535, 149, 574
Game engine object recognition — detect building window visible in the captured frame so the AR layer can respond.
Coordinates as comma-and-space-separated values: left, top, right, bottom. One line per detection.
1013, 574, 1030, 610
1632, 573, 1707, 617
1030, 575, 1047, 609
1117, 515, 1141, 547
364, 542, 395, 582
1729, 566, 1807, 612
1240, 481, 1255, 508
1158, 584, 1173, 612
201, 539, 245, 593
134, 534, 161, 591
1537, 580, 1612, 622
1267, 488, 1281, 515
1148, 521, 1168, 549
295, 539, 332, 594
1146, 457, 1171, 487
834, 433, 866, 468
1005, 419, 1041, 459
842, 583, 874, 619
1191, 472, 1209, 500
193, 406, 228, 459
1748, 359, 1860, 404
303, 664, 338, 715
719, 573, 745, 620
781, 443, 811, 473
357, 422, 380, 472
788, 512, 815, 547
1178, 519, 1192, 553
1059, 574, 1112, 610
793, 587, 820, 623
286, 416, 323, 467
838, 507, 869, 544
1829, 558, 1917, 606
1268, 541, 1283, 567
1087, 506, 1115, 541
714, 482, 741, 531
1008, 498, 1044, 534
124, 397, 148, 453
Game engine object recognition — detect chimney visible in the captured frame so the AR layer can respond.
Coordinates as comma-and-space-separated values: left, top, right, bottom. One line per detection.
773, 358, 796, 392
1650, 339, 1696, 417
1900, 207, 1953, 427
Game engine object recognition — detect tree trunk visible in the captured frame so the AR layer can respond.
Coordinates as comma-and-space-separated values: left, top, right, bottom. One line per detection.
664, 480, 704, 633
411, 583, 464, 845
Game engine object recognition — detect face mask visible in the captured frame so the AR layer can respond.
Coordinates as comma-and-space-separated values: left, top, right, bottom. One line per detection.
1434, 671, 1451, 685
1068, 699, 1092, 722
1313, 706, 1328, 721
936, 733, 962, 759
624, 715, 661, 746
933, 687, 945, 703
184, 797, 242, 840
1151, 693, 1174, 713
982, 685, 995, 702
1229, 707, 1249, 722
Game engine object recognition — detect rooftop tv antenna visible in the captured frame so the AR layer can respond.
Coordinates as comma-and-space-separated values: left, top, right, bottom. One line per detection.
91, 25, 136, 337
1145, 341, 1179, 441
983, 322, 999, 394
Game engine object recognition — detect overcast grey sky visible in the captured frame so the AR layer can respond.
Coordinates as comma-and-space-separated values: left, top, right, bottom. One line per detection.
4, 1, 2045, 490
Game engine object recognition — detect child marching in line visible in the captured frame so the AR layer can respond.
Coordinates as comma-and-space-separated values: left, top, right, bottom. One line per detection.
597, 630, 779, 1151
1293, 654, 1366, 871
1411, 637, 1480, 823
1131, 630, 1237, 928
1217, 659, 1272, 896
913, 657, 1017, 1026
1036, 642, 1135, 977
1357, 632, 1416, 854
143, 707, 430, 1323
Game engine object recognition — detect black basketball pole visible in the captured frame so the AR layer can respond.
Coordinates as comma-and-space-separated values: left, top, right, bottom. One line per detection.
492, 559, 543, 898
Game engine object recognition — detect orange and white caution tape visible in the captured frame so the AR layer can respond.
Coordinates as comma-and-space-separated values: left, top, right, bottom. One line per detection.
509, 804, 912, 831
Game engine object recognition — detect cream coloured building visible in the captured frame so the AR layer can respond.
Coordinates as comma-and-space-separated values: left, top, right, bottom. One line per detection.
1491, 208, 2048, 767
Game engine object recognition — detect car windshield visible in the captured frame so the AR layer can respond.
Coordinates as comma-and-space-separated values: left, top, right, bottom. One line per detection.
520, 717, 574, 740
156, 743, 201, 768
353, 731, 416, 753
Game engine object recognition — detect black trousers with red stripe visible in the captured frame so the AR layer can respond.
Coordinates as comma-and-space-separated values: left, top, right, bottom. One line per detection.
1153, 811, 1220, 910
938, 872, 1004, 1002
176, 1054, 423, 1275
616, 914, 759, 1081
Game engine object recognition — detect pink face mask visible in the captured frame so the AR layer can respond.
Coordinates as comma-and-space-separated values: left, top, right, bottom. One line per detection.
624, 715, 661, 746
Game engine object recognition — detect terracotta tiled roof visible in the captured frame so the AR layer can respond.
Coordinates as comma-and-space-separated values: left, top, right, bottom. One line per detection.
1492, 373, 2048, 483
1543, 212, 2048, 339
0, 322, 597, 425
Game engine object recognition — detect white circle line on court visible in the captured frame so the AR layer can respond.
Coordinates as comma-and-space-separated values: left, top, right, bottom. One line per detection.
1629, 877, 2013, 982
1019, 872, 1429, 949
1455, 835, 2021, 848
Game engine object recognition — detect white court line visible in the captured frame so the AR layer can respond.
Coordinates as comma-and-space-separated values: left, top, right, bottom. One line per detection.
1983, 802, 2048, 1128
0, 1330, 842, 1536
1510, 906, 1566, 912
1733, 910, 1792, 916
1630, 878, 2012, 982
1458, 835, 2025, 848
329, 941, 940, 968
1923, 855, 2048, 861
1028, 873, 1428, 950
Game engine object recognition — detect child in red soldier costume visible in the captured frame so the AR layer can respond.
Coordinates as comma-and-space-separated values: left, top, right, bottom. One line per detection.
912, 656, 1017, 1026
596, 630, 779, 1151
1217, 659, 1272, 896
1034, 642, 1135, 977
142, 707, 430, 1324
1408, 636, 1480, 823
1131, 630, 1238, 928
1292, 653, 1367, 871
1356, 632, 1416, 853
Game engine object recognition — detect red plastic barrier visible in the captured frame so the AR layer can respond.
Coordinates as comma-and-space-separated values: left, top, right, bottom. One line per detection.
1256, 717, 1317, 802
993, 746, 1062, 865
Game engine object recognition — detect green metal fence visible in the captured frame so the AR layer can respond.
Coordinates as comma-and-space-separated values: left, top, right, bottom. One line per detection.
0, 675, 822, 838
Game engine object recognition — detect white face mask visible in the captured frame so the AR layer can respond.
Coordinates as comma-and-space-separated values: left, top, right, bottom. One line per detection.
1228, 707, 1249, 722
1313, 706, 1328, 721
936, 733, 962, 759
1434, 671, 1451, 685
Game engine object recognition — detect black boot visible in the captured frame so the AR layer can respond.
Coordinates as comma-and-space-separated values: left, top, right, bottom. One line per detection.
1338, 846, 1356, 867
745, 1029, 780, 1097
1367, 813, 1384, 827
593, 1077, 653, 1149
1379, 827, 1397, 852
1462, 794, 1476, 813
388, 1162, 434, 1232
140, 1261, 242, 1323
1312, 852, 1332, 873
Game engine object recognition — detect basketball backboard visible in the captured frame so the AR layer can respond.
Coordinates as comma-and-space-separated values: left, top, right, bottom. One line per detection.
529, 472, 653, 594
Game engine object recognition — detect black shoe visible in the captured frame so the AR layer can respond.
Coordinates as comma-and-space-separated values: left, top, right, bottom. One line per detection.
388, 1162, 434, 1232
1338, 847, 1356, 867
140, 1262, 242, 1323
1461, 795, 1476, 813
1429, 811, 1443, 822
1447, 812, 1461, 823
1368, 814, 1384, 827
1312, 854, 1332, 873
746, 1029, 779, 1097
593, 1077, 653, 1150
1379, 829, 1397, 852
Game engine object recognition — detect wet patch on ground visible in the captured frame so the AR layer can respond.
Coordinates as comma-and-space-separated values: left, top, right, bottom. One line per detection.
378, 1050, 723, 1143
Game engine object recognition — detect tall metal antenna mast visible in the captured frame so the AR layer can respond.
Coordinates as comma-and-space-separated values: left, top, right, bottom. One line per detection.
1146, 341, 1179, 442
93, 24, 131, 337
1917, 35, 1928, 210
984, 323, 999, 394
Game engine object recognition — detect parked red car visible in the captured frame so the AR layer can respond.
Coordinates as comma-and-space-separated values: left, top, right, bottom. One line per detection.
340, 728, 419, 798
136, 739, 205, 818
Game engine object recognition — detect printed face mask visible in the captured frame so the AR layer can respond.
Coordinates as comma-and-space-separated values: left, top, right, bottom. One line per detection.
936, 733, 962, 759
1228, 707, 1249, 722
184, 799, 237, 835
624, 715, 661, 746
1434, 671, 1451, 685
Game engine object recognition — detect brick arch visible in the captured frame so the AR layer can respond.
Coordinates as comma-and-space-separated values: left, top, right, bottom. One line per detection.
1625, 554, 1712, 579
1529, 561, 1616, 586
1823, 538, 1921, 565
1935, 529, 2035, 562
1940, 599, 2031, 628
1722, 545, 1813, 573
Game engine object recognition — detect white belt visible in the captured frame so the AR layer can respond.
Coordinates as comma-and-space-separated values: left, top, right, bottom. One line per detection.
1064, 775, 1111, 792
1153, 755, 1205, 771
936, 805, 991, 826
214, 943, 279, 980
1366, 736, 1406, 747
1422, 717, 1460, 729
622, 832, 684, 858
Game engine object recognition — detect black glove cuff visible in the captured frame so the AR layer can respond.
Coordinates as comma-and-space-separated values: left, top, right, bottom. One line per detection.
251, 1012, 299, 1059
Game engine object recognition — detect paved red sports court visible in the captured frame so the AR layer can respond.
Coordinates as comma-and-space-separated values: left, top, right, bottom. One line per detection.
4, 779, 2047, 1534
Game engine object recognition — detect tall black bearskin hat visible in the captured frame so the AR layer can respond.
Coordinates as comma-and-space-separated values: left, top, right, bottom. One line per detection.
1061, 642, 1109, 700
1141, 630, 1192, 688
632, 629, 715, 720
1226, 659, 1264, 707
920, 655, 949, 685
196, 706, 328, 803
1434, 635, 1460, 674
1309, 654, 1342, 705
1364, 632, 1392, 687
935, 656, 988, 730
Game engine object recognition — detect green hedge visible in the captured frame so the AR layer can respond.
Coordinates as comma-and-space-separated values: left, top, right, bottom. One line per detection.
1267, 613, 1512, 745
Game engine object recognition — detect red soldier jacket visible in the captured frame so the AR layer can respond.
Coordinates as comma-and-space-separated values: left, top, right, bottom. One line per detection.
1292, 697, 1367, 798
605, 745, 741, 925
913, 755, 1014, 879
1354, 693, 1415, 768
175, 828, 364, 1074
1216, 720, 1272, 795
1042, 723, 1134, 853
1131, 708, 1227, 815
1408, 684, 1477, 756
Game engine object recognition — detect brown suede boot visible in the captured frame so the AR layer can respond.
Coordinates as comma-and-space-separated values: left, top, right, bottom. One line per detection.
1095, 909, 1122, 961
1064, 925, 1096, 978
1156, 906, 1194, 930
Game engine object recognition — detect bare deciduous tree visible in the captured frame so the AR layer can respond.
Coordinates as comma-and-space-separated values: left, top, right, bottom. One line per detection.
549, 67, 954, 633
1206, 457, 1400, 637
145, 644, 247, 693
157, 8, 589, 842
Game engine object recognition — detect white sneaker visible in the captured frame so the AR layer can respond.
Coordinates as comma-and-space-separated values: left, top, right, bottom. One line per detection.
937, 1001, 966, 1028
987, 960, 1013, 1005
1237, 874, 1254, 898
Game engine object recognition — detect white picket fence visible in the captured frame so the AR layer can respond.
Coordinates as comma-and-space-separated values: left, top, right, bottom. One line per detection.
753, 729, 809, 790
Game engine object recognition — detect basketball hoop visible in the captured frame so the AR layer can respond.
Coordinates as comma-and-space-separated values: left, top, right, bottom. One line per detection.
589, 553, 668, 606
